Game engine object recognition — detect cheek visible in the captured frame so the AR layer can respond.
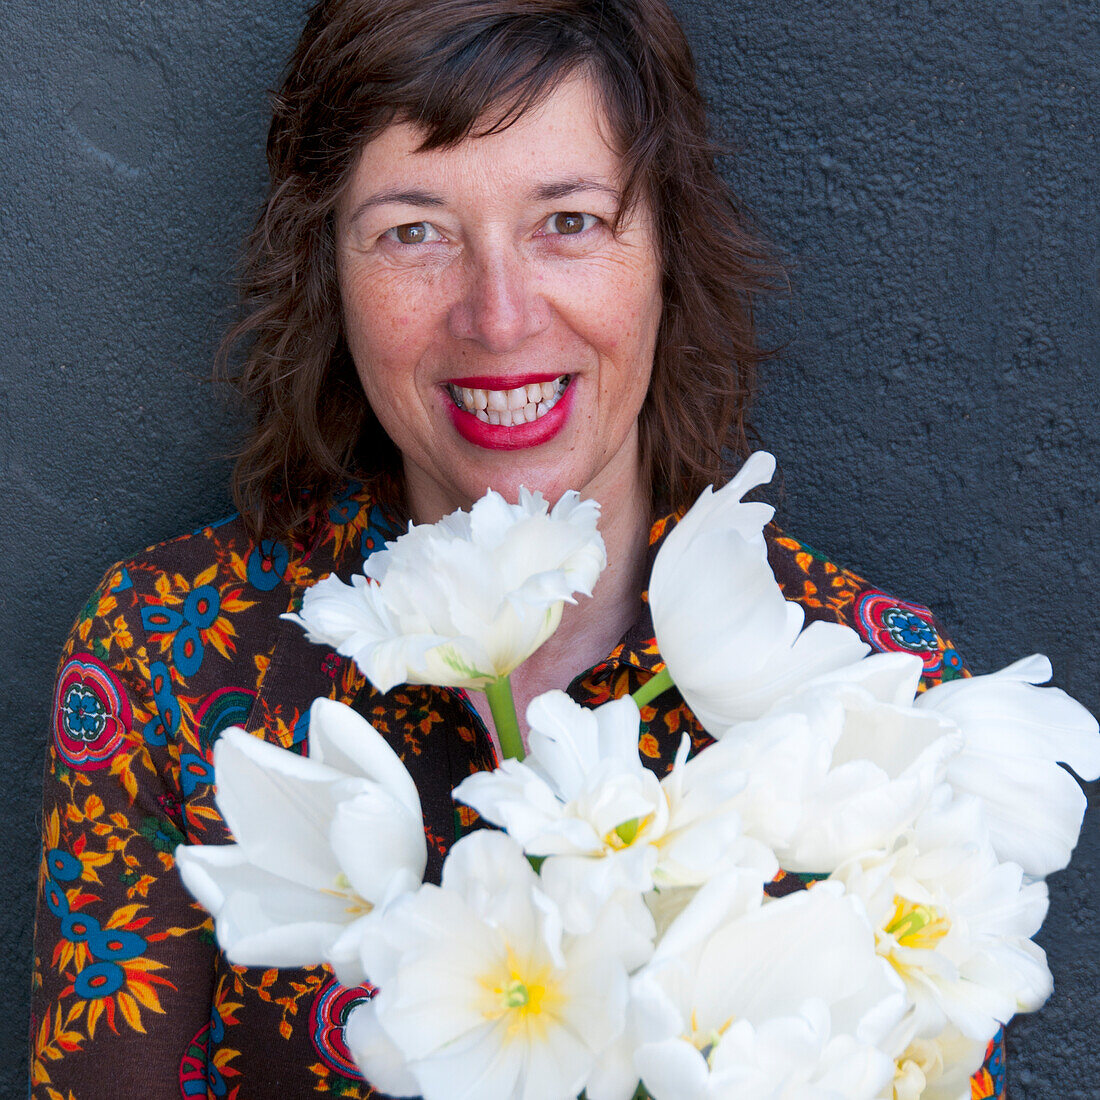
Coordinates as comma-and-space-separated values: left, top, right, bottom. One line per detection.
573, 256, 661, 341
340, 269, 441, 393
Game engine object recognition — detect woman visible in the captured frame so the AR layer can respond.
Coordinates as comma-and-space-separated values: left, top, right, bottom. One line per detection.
31, 1, 1010, 1096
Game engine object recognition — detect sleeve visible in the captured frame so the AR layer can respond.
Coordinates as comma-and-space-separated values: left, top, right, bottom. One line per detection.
30, 562, 219, 1100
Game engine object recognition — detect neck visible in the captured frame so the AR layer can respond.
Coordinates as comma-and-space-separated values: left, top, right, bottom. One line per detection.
523, 473, 651, 686
482, 482, 650, 754
419, 466, 652, 755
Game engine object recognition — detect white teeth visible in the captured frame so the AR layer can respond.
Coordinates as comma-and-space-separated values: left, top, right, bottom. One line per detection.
448, 375, 569, 426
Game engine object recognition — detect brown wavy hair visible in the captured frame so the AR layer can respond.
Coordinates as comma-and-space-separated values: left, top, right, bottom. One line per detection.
222, 0, 778, 538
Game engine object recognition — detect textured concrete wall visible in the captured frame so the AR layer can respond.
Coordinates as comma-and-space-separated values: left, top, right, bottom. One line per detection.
3, 0, 1095, 1094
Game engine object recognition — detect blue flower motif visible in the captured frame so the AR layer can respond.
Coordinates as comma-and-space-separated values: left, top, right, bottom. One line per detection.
45, 880, 70, 917
180, 752, 215, 797
247, 539, 290, 591
173, 624, 205, 678
141, 605, 185, 633
207, 1062, 228, 1097
987, 1029, 1006, 1090
73, 960, 126, 999
184, 585, 220, 629
142, 585, 221, 679
144, 661, 180, 746
329, 482, 363, 526
359, 504, 402, 560
46, 848, 83, 882
292, 709, 310, 748
882, 608, 937, 651
942, 647, 965, 680
88, 927, 146, 962
61, 911, 102, 943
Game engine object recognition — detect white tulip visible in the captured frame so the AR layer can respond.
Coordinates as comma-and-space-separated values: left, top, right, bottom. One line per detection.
348, 830, 632, 1100
285, 487, 606, 692
631, 872, 907, 1100
453, 691, 775, 932
916, 654, 1100, 877
830, 789, 1052, 1045
892, 1024, 990, 1100
735, 680, 964, 872
648, 452, 870, 732
175, 698, 426, 984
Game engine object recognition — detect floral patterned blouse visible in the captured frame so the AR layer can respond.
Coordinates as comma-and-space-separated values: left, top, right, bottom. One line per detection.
31, 482, 1007, 1099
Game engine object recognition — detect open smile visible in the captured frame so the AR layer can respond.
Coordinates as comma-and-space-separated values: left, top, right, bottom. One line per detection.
444, 374, 574, 450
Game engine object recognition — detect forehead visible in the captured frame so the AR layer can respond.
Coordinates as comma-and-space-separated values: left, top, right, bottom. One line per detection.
338, 74, 625, 215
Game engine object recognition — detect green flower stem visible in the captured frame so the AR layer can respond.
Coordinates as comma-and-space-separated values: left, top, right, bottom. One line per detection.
485, 674, 525, 761
631, 666, 675, 709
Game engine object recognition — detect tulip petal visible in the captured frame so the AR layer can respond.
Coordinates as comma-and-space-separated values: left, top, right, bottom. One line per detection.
308, 697, 422, 817
344, 1001, 422, 1097
211, 728, 347, 890
174, 843, 351, 967
288, 487, 606, 691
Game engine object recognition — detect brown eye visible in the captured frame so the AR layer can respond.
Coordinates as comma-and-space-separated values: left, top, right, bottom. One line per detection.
549, 212, 593, 235
395, 223, 428, 244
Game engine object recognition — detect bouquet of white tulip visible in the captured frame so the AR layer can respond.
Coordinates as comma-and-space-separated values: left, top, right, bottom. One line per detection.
177, 456, 1099, 1100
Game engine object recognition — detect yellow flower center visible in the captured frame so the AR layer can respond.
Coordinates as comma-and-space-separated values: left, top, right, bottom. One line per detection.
324, 873, 374, 917
501, 979, 531, 1009
686, 1009, 735, 1065
605, 813, 654, 850
483, 948, 563, 1040
884, 895, 951, 951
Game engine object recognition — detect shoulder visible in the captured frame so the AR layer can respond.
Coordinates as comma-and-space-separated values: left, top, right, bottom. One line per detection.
82, 510, 292, 655
73, 481, 405, 668
765, 524, 967, 688
98, 480, 405, 609
54, 486, 400, 773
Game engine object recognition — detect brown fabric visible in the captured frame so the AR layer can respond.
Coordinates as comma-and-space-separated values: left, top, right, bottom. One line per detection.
31, 484, 1003, 1099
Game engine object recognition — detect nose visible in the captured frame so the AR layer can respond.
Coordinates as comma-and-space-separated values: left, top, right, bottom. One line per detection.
446, 247, 549, 353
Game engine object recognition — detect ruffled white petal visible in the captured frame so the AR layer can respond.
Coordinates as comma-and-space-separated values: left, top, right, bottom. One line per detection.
361, 832, 631, 1100
287, 487, 606, 691
648, 453, 871, 732
917, 656, 1100, 876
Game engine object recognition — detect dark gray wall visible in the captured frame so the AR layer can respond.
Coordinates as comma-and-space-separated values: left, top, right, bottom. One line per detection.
2, 0, 1095, 1095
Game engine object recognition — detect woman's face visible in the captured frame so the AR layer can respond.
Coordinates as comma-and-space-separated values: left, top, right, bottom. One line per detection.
335, 74, 662, 522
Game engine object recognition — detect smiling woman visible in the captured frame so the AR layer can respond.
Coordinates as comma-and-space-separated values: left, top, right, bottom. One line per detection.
334, 75, 662, 522
25, 0, 1093, 1097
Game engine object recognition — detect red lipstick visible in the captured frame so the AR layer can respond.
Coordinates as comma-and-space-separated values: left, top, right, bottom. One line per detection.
446, 372, 566, 389
445, 377, 574, 451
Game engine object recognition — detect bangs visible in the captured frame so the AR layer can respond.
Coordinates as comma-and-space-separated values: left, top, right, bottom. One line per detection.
407, 19, 599, 149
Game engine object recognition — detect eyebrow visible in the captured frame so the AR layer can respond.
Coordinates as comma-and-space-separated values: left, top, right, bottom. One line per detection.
347, 177, 621, 226
347, 188, 446, 226
531, 177, 621, 203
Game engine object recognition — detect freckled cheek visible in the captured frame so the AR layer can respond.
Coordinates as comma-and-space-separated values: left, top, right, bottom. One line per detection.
344, 289, 435, 364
